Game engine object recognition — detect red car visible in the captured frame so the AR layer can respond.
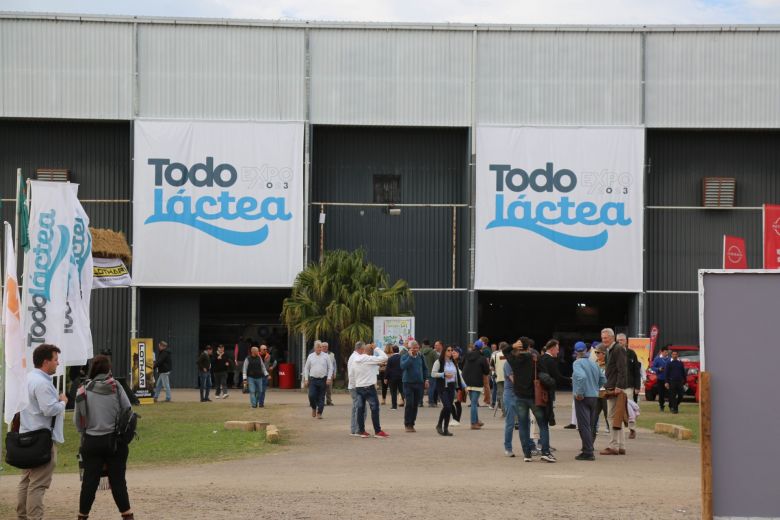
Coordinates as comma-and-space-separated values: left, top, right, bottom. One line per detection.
644, 345, 700, 402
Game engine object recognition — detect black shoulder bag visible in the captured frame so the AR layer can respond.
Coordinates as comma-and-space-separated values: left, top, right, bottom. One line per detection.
115, 386, 139, 445
5, 414, 56, 469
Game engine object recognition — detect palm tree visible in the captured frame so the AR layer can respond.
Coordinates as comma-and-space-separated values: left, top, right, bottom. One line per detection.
281, 249, 413, 372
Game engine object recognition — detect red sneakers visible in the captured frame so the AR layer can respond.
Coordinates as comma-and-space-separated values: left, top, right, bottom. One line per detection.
358, 431, 371, 438
374, 431, 390, 439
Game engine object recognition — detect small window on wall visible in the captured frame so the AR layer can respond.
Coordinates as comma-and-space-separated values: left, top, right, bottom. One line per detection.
373, 175, 401, 204
36, 168, 71, 182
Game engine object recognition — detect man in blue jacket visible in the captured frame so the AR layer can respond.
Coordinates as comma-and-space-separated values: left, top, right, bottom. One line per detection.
400, 341, 429, 432
572, 341, 606, 461
652, 346, 671, 411
664, 350, 687, 414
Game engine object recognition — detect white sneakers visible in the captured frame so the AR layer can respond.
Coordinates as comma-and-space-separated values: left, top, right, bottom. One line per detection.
450, 419, 460, 426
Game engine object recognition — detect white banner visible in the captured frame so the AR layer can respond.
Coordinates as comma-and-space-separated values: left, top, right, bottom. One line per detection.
92, 257, 132, 288
476, 127, 644, 292
4, 222, 28, 424
133, 120, 304, 286
21, 181, 75, 368
61, 186, 93, 366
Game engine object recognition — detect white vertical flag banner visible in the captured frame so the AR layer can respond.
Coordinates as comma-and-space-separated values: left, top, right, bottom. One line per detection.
60, 185, 93, 365
133, 120, 304, 286
21, 181, 76, 369
476, 127, 645, 292
4, 222, 28, 424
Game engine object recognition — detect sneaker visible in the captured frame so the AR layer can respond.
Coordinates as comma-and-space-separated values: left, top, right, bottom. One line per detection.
350, 432, 360, 437
358, 431, 371, 438
374, 431, 390, 439
215, 395, 222, 399
575, 453, 595, 461
540, 453, 557, 463
504, 450, 515, 458
629, 429, 636, 439
390, 407, 398, 410
530, 448, 542, 456
523, 455, 533, 462
563, 424, 577, 429
449, 419, 460, 426
222, 393, 229, 399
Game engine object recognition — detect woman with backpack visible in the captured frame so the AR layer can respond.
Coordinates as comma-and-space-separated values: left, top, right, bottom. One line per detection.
74, 354, 135, 520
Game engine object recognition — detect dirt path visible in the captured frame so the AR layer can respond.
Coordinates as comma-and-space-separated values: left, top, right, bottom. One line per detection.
0, 389, 700, 519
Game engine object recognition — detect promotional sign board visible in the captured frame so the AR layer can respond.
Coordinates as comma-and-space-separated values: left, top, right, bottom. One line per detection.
373, 316, 415, 349
723, 235, 748, 269
476, 127, 644, 292
628, 337, 651, 375
130, 338, 155, 404
93, 257, 132, 288
764, 204, 780, 269
133, 120, 304, 286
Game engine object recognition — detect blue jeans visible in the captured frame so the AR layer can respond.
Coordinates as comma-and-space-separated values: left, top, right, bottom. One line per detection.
356, 386, 381, 434
503, 391, 518, 452
427, 376, 438, 405
514, 397, 550, 456
257, 376, 268, 406
350, 389, 359, 434
198, 371, 211, 401
308, 378, 326, 414
403, 382, 423, 427
469, 390, 481, 424
155, 372, 171, 401
247, 377, 263, 407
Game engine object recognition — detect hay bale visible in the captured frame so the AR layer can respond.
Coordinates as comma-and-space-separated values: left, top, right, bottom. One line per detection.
266, 425, 280, 443
224, 421, 255, 432
253, 422, 269, 432
674, 426, 693, 440
90, 228, 132, 265
654, 423, 674, 434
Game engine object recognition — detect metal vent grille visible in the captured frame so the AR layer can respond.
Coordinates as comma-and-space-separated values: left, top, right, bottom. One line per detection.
702, 177, 736, 207
35, 168, 71, 182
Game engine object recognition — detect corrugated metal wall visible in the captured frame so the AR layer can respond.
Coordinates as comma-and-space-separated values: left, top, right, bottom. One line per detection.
477, 32, 642, 125
309, 29, 472, 126
138, 289, 201, 388
645, 129, 779, 344
90, 288, 131, 377
138, 24, 304, 120
646, 32, 780, 128
0, 19, 133, 119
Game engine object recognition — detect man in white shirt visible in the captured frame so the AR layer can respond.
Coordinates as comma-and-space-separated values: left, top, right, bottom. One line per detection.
322, 342, 336, 406
17, 344, 68, 520
347, 342, 365, 435
352, 342, 389, 438
303, 341, 333, 418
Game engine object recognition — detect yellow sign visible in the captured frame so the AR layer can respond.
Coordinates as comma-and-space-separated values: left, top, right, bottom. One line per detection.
131, 338, 155, 404
628, 337, 652, 373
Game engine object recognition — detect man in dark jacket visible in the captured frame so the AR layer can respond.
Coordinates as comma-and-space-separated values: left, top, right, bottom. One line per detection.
154, 341, 172, 402
538, 339, 571, 427
420, 340, 439, 407
665, 350, 687, 414
212, 344, 233, 399
502, 340, 555, 462
601, 328, 627, 455
462, 345, 490, 429
619, 333, 642, 402
383, 346, 404, 409
197, 345, 213, 402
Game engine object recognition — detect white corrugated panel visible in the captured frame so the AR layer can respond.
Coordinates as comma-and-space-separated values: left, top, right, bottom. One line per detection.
139, 24, 304, 120
646, 32, 780, 128
310, 29, 471, 126
477, 32, 642, 125
0, 19, 133, 119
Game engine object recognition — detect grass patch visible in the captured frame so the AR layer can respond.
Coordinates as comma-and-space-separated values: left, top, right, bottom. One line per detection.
1, 402, 284, 475
636, 399, 700, 443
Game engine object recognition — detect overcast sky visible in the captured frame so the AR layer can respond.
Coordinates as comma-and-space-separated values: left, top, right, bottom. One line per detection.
1, 0, 780, 24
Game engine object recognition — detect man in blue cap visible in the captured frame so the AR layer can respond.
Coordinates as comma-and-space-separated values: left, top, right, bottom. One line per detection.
572, 341, 605, 460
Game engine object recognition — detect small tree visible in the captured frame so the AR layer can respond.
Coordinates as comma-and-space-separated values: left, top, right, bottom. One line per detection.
281, 249, 413, 372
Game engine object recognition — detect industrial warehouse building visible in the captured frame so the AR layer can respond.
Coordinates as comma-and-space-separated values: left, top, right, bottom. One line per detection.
1, 13, 779, 387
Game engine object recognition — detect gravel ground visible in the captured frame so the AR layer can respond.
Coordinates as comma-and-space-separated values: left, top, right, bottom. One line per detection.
0, 389, 700, 519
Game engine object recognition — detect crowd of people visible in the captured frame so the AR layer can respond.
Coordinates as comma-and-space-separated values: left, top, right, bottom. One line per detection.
301, 328, 651, 464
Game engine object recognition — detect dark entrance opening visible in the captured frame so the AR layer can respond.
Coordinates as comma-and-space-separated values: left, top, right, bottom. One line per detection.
199, 289, 290, 358
478, 291, 632, 378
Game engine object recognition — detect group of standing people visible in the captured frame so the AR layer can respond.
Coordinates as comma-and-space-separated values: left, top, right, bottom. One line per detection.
14, 344, 135, 520
195, 341, 277, 406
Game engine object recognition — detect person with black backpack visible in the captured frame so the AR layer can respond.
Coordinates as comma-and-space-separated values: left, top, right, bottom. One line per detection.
74, 354, 135, 520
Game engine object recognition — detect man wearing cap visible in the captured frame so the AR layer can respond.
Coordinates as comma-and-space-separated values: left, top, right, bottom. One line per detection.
600, 328, 628, 455
572, 341, 605, 461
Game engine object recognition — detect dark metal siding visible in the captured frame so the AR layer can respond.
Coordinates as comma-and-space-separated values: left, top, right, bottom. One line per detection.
311, 126, 470, 287
138, 289, 201, 389
90, 288, 131, 377
411, 291, 468, 346
645, 129, 780, 345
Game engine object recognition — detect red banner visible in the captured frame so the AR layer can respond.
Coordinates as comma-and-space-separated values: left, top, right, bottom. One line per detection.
765, 204, 780, 269
723, 235, 747, 269
649, 324, 659, 357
